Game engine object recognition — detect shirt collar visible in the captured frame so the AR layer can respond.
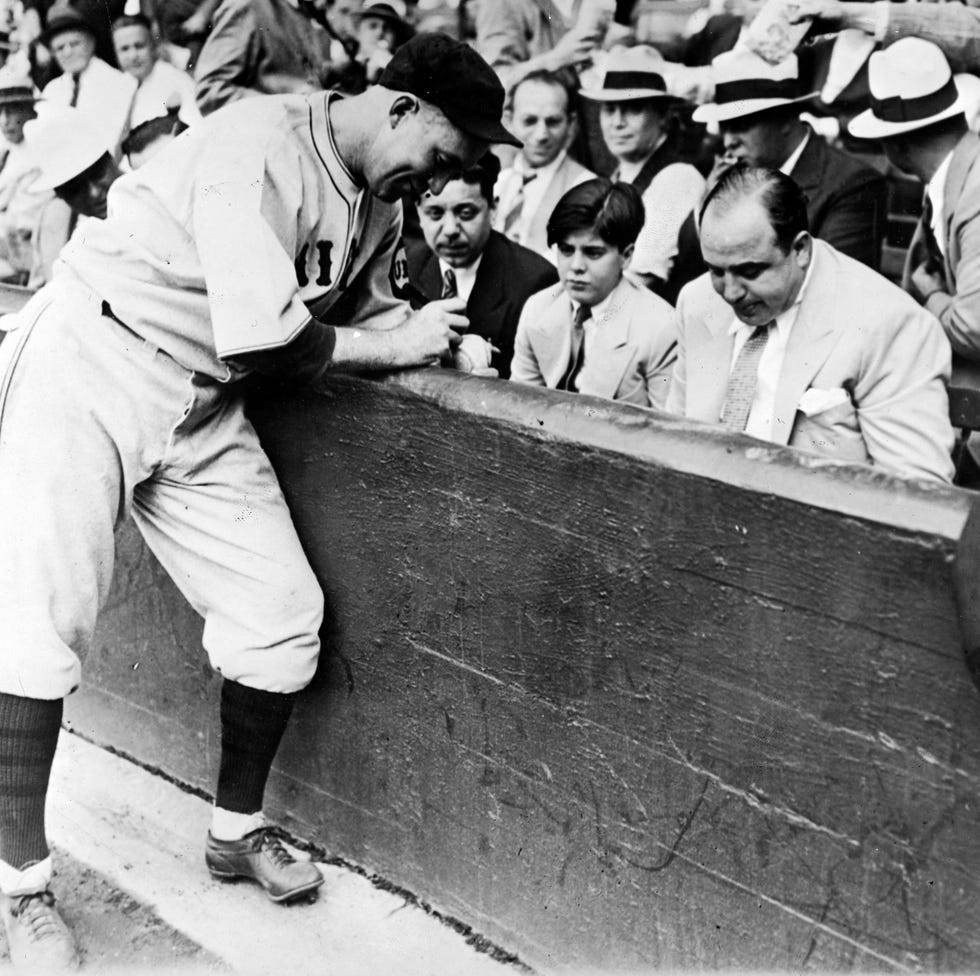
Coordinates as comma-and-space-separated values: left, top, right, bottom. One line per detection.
927, 148, 955, 212
571, 279, 621, 325
727, 242, 818, 336
780, 129, 811, 176
515, 149, 567, 178
439, 252, 483, 280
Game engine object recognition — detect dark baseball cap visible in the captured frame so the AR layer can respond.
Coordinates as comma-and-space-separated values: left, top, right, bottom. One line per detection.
379, 32, 521, 148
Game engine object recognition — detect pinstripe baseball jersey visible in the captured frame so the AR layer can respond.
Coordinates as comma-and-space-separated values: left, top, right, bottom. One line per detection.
58, 91, 411, 381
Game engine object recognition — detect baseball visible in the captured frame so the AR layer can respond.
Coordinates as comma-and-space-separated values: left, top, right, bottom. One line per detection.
452, 333, 493, 373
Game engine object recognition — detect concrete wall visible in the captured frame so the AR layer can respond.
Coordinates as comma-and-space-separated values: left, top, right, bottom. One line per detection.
66, 369, 980, 973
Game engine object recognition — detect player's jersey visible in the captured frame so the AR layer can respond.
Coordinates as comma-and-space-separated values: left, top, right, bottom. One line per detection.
59, 92, 410, 381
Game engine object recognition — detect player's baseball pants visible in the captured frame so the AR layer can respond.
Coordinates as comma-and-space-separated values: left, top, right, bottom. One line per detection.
0, 275, 323, 700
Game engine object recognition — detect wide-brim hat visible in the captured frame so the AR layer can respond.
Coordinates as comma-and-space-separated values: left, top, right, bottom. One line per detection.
354, 1, 414, 46
41, 3, 96, 46
693, 48, 816, 124
581, 46, 680, 103
849, 37, 965, 139
0, 84, 38, 107
24, 106, 109, 190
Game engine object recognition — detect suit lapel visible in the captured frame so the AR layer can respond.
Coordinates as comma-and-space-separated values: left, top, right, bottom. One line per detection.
687, 290, 736, 424
582, 280, 634, 398
533, 291, 576, 388
468, 233, 508, 342
528, 156, 574, 255
942, 131, 980, 286
771, 243, 844, 444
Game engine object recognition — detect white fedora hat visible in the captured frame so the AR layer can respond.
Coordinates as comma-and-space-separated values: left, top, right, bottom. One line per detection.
849, 37, 965, 139
692, 48, 816, 124
581, 46, 680, 103
24, 106, 111, 191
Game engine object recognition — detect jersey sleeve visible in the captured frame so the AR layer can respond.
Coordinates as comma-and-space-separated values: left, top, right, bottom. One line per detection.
191, 113, 313, 360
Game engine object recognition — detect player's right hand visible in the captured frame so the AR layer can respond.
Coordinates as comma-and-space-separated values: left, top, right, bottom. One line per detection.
393, 298, 469, 367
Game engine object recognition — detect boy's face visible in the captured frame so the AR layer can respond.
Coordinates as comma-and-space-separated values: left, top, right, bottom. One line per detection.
555, 228, 632, 307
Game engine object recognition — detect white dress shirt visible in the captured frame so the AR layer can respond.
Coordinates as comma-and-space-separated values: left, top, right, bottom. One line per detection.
926, 148, 954, 258
130, 59, 202, 128
726, 248, 817, 441
438, 254, 483, 303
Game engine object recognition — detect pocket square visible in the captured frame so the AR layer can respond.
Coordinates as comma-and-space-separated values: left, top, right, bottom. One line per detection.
798, 386, 851, 417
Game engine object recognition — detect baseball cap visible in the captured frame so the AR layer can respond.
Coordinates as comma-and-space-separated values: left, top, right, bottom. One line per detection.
379, 32, 521, 148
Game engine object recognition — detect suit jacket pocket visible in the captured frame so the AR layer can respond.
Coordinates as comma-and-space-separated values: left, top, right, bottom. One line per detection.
791, 410, 869, 464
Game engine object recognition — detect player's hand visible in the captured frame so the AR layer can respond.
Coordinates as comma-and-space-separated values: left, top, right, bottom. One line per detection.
911, 262, 946, 303
787, 0, 844, 28
392, 298, 468, 368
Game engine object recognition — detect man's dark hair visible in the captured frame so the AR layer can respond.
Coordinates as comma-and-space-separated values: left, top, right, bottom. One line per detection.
546, 177, 645, 251
509, 68, 579, 119
699, 165, 809, 253
121, 111, 187, 159
111, 12, 153, 33
419, 150, 500, 204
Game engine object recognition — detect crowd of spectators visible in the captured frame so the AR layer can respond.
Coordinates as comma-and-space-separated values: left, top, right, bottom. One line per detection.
0, 0, 977, 488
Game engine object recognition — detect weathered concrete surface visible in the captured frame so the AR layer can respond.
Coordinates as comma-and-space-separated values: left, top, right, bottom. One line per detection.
47, 733, 522, 976
66, 369, 980, 973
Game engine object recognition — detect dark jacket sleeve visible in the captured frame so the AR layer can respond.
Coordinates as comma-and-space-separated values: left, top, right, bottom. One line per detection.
814, 168, 888, 272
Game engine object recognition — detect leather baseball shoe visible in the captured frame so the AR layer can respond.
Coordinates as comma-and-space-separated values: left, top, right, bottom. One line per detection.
1, 889, 80, 971
205, 826, 324, 903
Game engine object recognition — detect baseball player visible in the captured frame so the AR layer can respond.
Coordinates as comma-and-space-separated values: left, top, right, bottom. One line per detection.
0, 32, 519, 971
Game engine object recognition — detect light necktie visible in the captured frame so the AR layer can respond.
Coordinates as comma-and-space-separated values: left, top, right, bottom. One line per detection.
559, 305, 591, 392
501, 172, 538, 239
722, 323, 771, 431
441, 268, 457, 299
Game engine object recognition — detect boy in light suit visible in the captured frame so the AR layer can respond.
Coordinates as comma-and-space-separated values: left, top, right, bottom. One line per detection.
510, 178, 678, 408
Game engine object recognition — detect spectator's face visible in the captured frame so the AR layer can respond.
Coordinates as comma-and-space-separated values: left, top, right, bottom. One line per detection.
720, 113, 789, 168
700, 196, 810, 327
555, 228, 631, 307
113, 24, 155, 82
418, 177, 493, 268
599, 99, 666, 164
327, 0, 357, 40
55, 153, 121, 219
50, 28, 96, 75
509, 79, 573, 169
0, 102, 35, 145
358, 15, 397, 56
369, 101, 487, 202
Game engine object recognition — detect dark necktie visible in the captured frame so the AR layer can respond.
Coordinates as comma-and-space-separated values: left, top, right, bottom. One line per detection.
501, 172, 537, 238
559, 305, 591, 392
69, 73, 80, 108
919, 192, 945, 270
722, 324, 771, 431
441, 268, 457, 299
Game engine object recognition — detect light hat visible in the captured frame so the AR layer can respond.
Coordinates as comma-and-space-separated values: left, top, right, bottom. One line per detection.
692, 48, 816, 124
24, 106, 110, 191
849, 37, 966, 139
580, 47, 680, 103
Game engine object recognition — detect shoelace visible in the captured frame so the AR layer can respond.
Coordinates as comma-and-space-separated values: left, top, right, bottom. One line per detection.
256, 827, 297, 869
10, 890, 63, 941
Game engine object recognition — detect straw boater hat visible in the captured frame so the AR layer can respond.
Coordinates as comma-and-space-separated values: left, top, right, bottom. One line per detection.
580, 47, 680, 104
25, 106, 110, 191
692, 48, 816, 124
0, 84, 38, 107
848, 37, 967, 139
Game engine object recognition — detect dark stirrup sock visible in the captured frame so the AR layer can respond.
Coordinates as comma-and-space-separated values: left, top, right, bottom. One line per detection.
0, 693, 62, 871
215, 680, 297, 815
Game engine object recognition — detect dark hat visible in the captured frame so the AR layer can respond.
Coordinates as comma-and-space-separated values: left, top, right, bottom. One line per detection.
354, 1, 415, 47
379, 32, 521, 148
0, 84, 38, 106
42, 3, 97, 46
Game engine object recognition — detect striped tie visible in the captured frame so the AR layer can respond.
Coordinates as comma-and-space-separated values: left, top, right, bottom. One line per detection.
721, 324, 771, 431
501, 172, 537, 239
441, 268, 457, 299
559, 305, 591, 392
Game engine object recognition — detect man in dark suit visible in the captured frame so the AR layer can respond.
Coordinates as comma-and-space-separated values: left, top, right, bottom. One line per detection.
694, 46, 887, 270
408, 152, 557, 378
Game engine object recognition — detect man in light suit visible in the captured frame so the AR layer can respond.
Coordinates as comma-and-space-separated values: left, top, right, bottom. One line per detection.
848, 39, 980, 362
667, 166, 954, 483
511, 178, 678, 408
495, 70, 595, 263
